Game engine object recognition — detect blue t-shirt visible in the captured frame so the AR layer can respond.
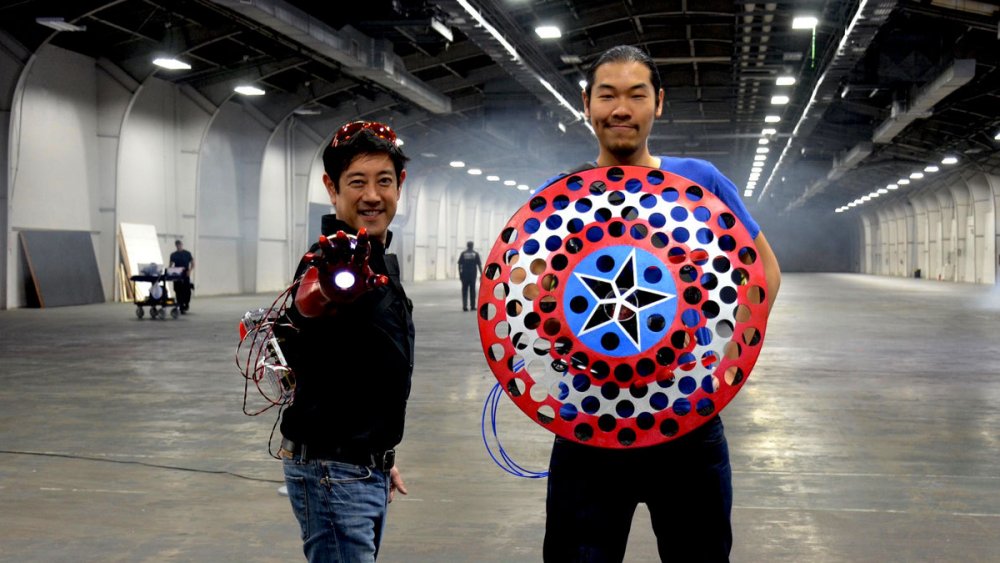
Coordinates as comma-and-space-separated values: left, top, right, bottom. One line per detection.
540, 157, 760, 239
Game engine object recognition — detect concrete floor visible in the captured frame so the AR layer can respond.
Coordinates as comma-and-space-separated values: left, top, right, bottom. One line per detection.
1, 273, 999, 562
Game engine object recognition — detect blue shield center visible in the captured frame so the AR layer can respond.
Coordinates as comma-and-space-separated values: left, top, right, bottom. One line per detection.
562, 245, 677, 357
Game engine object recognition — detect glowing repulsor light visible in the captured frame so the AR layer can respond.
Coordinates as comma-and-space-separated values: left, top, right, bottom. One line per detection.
333, 271, 356, 289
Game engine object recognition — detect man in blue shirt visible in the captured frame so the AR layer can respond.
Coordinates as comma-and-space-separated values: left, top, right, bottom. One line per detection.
542, 45, 781, 562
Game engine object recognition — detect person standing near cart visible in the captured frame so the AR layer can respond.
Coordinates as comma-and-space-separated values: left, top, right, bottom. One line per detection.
169, 239, 194, 313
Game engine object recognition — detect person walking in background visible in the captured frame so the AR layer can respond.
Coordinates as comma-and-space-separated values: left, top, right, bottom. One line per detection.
169, 239, 194, 313
457, 240, 482, 311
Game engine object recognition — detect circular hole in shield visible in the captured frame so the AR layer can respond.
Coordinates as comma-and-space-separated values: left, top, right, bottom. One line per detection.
541, 273, 559, 291
530, 258, 547, 275
617, 428, 637, 446
529, 196, 547, 212
589, 180, 607, 195
510, 267, 526, 284
660, 418, 679, 437
488, 343, 505, 362
551, 254, 569, 271
725, 366, 745, 385
543, 318, 562, 336
523, 283, 539, 301
742, 327, 761, 346
566, 176, 584, 191
480, 302, 497, 321
507, 377, 525, 397
598, 414, 617, 432
494, 321, 510, 339
574, 423, 594, 441
537, 404, 555, 424
747, 285, 766, 305
606, 167, 624, 182
539, 294, 558, 313
503, 249, 520, 266
506, 300, 523, 317
484, 263, 502, 280
716, 319, 734, 338
501, 227, 518, 244
493, 282, 509, 300
738, 247, 758, 265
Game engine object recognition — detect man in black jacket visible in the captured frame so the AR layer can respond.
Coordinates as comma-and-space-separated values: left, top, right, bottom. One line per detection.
276, 121, 415, 563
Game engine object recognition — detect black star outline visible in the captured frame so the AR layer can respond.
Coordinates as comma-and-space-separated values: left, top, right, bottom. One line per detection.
573, 249, 675, 350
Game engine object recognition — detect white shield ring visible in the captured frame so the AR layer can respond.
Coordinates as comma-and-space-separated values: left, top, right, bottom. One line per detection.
477, 166, 769, 448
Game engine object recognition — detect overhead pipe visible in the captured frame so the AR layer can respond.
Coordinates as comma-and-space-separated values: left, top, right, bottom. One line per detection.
209, 0, 452, 114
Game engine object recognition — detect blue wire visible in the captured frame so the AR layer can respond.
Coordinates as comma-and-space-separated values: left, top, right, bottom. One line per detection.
481, 382, 549, 478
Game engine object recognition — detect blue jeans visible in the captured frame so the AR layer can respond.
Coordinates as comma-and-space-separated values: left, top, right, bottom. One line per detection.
544, 416, 733, 562
283, 457, 390, 562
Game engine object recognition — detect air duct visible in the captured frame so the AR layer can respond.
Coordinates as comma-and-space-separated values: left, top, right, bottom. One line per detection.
871, 59, 975, 143
209, 0, 451, 114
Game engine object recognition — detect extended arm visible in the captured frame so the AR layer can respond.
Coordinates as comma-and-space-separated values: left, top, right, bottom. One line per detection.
754, 232, 781, 313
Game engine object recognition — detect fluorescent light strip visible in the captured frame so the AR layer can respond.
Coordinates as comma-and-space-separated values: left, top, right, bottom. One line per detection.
456, 0, 519, 61
760, 0, 872, 201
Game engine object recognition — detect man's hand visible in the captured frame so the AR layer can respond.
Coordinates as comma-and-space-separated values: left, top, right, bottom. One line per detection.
294, 229, 389, 317
388, 465, 408, 502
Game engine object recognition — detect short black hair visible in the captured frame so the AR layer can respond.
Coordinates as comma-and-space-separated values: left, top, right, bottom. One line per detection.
322, 129, 410, 193
174, 239, 182, 245
584, 45, 661, 100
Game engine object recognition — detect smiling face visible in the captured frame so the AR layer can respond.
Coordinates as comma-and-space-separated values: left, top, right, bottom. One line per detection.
583, 60, 664, 167
325, 153, 405, 243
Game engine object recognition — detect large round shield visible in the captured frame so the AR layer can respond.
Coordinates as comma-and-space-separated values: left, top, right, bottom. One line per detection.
477, 166, 769, 448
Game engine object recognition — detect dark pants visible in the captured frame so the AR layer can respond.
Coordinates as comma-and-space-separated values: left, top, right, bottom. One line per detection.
173, 278, 192, 310
461, 275, 476, 310
544, 416, 733, 563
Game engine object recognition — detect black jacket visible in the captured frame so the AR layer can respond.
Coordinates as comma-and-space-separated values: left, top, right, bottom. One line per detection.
277, 215, 415, 452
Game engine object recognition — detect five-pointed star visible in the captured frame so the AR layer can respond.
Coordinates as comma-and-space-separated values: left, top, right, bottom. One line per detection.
574, 249, 675, 350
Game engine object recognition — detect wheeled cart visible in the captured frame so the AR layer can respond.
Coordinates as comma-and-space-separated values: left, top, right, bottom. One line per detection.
129, 271, 184, 319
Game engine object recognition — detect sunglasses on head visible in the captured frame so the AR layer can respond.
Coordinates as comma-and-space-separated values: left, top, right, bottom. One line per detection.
331, 121, 397, 147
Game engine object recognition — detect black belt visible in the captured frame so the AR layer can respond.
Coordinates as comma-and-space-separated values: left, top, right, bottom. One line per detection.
279, 438, 395, 471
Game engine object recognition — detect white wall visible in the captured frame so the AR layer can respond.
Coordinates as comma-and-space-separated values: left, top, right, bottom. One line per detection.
7, 46, 101, 306
859, 170, 999, 285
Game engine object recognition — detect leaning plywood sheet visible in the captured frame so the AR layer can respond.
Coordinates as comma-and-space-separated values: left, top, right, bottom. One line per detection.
19, 230, 105, 307
119, 222, 164, 300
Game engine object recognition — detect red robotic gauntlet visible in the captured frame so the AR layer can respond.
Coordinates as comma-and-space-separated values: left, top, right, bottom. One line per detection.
294, 229, 389, 317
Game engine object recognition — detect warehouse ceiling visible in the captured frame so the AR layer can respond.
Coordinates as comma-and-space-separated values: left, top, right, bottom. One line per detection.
2, 0, 999, 214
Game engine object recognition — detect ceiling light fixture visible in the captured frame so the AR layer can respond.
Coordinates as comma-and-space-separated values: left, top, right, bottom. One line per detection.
771, 95, 790, 105
756, 147, 770, 154
887, 184, 899, 190
450, 161, 466, 168
924, 165, 939, 173
744, 190, 754, 197
35, 17, 86, 32
776, 75, 796, 86
234, 85, 265, 96
898, 178, 910, 185
792, 16, 819, 30
487, 175, 500, 181
517, 184, 530, 191
758, 138, 769, 145
764, 115, 781, 123
456, 0, 519, 61
535, 25, 562, 39
504, 180, 516, 186
909, 172, 924, 179
468, 168, 482, 175
941, 156, 959, 165
761, 128, 777, 135
754, 155, 767, 161
153, 57, 191, 70
877, 188, 889, 194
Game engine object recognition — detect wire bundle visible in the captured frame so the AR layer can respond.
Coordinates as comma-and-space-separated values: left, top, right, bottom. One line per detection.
235, 284, 297, 416
481, 382, 549, 479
